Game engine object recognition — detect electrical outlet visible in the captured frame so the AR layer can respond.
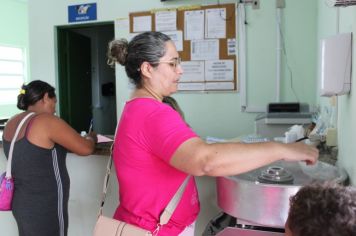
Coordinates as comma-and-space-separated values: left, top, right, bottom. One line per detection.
252, 0, 260, 9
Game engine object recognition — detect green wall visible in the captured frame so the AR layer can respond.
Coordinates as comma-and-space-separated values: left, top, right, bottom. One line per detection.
0, 0, 29, 118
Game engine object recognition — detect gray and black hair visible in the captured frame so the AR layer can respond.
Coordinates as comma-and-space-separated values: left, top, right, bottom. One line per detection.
287, 181, 356, 236
107, 31, 171, 87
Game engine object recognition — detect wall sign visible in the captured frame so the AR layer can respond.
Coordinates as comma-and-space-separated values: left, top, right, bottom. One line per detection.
68, 3, 97, 23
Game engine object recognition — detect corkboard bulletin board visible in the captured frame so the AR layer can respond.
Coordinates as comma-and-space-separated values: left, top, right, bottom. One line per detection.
129, 3, 237, 91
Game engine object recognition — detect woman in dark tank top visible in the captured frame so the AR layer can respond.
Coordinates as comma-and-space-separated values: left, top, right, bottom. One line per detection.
2, 80, 97, 236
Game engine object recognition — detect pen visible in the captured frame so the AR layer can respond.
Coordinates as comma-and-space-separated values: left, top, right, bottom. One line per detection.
88, 118, 93, 133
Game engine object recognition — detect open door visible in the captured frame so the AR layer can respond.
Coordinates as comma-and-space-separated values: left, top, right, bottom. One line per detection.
58, 30, 92, 132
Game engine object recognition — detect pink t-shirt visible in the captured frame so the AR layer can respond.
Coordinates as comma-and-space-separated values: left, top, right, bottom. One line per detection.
113, 98, 200, 236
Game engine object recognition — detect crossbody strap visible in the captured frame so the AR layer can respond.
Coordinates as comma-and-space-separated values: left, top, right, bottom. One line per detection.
98, 152, 190, 226
158, 175, 190, 225
6, 112, 35, 178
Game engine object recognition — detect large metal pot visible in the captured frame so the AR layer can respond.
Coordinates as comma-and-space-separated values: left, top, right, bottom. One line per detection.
216, 160, 347, 228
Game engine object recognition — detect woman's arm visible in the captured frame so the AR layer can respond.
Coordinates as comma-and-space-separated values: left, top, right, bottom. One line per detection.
29, 114, 96, 155
170, 137, 318, 176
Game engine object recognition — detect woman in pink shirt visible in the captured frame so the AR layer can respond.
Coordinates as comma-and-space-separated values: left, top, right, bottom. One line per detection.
107, 32, 318, 236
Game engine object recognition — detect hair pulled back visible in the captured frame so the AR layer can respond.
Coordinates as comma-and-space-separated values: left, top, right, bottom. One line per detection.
17, 80, 56, 110
107, 31, 171, 87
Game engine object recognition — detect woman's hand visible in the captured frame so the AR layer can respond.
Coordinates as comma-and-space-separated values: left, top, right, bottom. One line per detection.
281, 142, 319, 165
85, 132, 98, 143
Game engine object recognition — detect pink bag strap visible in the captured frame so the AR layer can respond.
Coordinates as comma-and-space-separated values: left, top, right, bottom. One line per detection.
5, 112, 35, 179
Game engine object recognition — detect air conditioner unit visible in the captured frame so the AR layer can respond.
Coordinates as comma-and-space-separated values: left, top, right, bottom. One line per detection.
330, 0, 356, 7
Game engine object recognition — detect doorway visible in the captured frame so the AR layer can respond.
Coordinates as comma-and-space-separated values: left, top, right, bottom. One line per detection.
57, 22, 116, 135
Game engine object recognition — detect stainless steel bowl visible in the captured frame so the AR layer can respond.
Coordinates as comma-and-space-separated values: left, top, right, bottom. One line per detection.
216, 161, 347, 228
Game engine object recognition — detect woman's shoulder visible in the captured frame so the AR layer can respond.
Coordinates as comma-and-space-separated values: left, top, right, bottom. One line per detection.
5, 112, 34, 128
127, 97, 160, 105
126, 98, 169, 113
28, 113, 64, 130
6, 112, 57, 123
33, 112, 58, 120
3, 112, 53, 140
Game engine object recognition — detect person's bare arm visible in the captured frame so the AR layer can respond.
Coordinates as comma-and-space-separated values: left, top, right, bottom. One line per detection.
170, 137, 318, 176
49, 116, 96, 155
29, 114, 96, 155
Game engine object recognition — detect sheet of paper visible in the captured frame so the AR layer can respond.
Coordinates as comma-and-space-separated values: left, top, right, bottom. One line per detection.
133, 15, 152, 32
205, 82, 234, 90
97, 134, 114, 143
179, 61, 205, 82
227, 38, 236, 56
178, 82, 205, 91
205, 60, 234, 81
115, 18, 129, 33
205, 8, 226, 39
163, 30, 183, 51
155, 10, 177, 32
184, 10, 204, 40
191, 39, 219, 61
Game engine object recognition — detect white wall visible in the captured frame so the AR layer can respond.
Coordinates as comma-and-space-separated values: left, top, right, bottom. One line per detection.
316, 2, 356, 185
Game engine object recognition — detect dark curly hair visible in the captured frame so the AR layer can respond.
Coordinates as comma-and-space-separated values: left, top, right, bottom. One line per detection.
17, 80, 56, 110
287, 181, 356, 236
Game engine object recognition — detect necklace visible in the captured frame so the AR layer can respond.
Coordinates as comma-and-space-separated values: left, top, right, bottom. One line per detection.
142, 86, 163, 101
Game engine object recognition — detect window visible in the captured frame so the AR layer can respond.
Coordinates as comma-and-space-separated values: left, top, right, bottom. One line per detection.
0, 45, 26, 105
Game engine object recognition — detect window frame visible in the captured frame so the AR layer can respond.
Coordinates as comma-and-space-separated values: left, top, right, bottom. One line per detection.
0, 44, 27, 105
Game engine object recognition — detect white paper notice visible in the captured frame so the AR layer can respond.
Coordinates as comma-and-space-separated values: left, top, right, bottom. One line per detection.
205, 60, 234, 81
163, 31, 183, 51
205, 82, 235, 90
178, 83, 205, 91
227, 38, 236, 56
116, 18, 129, 33
133, 15, 152, 32
155, 11, 177, 32
191, 39, 219, 61
184, 10, 204, 40
205, 8, 226, 39
180, 61, 205, 82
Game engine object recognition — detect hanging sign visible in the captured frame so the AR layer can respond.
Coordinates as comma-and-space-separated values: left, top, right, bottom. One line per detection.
68, 3, 97, 23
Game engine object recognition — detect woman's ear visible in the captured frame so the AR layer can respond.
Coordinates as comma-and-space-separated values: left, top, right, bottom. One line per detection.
140, 61, 154, 79
42, 92, 50, 103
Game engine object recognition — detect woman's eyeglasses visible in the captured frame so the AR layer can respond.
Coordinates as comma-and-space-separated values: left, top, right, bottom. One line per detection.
151, 57, 182, 70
